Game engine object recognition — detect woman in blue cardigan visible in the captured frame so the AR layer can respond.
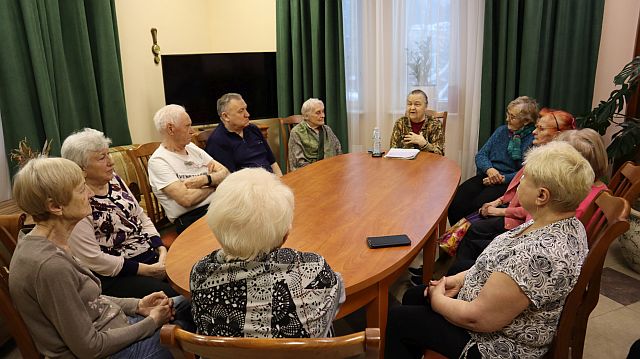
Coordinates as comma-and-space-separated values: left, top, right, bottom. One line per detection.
447, 96, 538, 225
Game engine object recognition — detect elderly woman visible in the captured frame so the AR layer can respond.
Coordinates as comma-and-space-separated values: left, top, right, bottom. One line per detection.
9, 157, 182, 358
190, 168, 345, 337
447, 96, 538, 225
386, 141, 593, 358
389, 89, 444, 155
436, 110, 578, 277
288, 98, 342, 171
149, 104, 229, 233
61, 128, 177, 298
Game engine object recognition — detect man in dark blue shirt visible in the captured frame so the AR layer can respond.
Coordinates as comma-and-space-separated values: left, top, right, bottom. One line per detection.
205, 93, 282, 176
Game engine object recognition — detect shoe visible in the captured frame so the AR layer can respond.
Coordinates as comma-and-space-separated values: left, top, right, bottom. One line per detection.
408, 266, 423, 276
409, 275, 424, 286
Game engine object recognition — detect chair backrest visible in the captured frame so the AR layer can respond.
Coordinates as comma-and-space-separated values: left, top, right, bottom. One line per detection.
0, 266, 42, 358
609, 161, 640, 204
0, 213, 27, 263
426, 110, 447, 154
547, 191, 630, 359
279, 115, 304, 172
160, 324, 380, 359
126, 142, 169, 227
192, 128, 216, 149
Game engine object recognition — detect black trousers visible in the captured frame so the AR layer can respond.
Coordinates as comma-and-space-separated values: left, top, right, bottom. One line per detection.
98, 274, 179, 298
175, 205, 209, 234
448, 174, 508, 225
447, 216, 506, 275
385, 285, 481, 359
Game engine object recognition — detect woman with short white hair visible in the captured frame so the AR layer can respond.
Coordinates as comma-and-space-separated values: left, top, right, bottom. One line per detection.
190, 168, 345, 338
386, 141, 593, 358
288, 98, 342, 171
62, 128, 177, 298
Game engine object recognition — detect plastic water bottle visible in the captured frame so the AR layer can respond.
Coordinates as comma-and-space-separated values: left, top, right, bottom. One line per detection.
372, 127, 382, 156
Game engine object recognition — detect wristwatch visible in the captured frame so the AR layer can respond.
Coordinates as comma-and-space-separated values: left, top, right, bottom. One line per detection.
206, 174, 213, 187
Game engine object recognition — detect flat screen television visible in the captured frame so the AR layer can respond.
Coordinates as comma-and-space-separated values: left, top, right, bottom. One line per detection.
161, 52, 278, 125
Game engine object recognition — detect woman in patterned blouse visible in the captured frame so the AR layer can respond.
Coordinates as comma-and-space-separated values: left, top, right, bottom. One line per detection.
389, 89, 444, 155
190, 168, 345, 338
386, 141, 593, 358
62, 128, 177, 298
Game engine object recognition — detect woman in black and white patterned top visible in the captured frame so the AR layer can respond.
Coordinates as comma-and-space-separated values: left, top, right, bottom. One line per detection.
386, 141, 594, 358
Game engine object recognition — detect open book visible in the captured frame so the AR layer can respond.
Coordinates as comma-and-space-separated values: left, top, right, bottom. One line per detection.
384, 148, 420, 160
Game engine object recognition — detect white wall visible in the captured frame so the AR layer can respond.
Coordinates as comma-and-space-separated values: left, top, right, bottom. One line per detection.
114, 0, 276, 144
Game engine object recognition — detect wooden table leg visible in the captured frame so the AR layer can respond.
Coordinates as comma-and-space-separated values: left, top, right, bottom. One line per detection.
366, 281, 389, 358
422, 229, 438, 283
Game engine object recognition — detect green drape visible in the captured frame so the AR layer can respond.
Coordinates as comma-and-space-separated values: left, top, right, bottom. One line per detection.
479, 0, 604, 146
0, 0, 131, 172
276, 0, 348, 172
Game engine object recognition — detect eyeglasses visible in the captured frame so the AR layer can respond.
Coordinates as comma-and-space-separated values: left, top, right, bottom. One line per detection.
535, 113, 561, 131
505, 111, 520, 121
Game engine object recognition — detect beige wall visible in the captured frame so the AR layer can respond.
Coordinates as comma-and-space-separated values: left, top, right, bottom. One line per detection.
115, 0, 276, 144
591, 0, 640, 146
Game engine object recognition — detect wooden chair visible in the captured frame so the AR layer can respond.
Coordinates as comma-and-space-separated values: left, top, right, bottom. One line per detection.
546, 191, 630, 358
0, 213, 27, 266
609, 161, 640, 204
126, 142, 178, 247
279, 115, 303, 172
192, 128, 216, 149
0, 266, 42, 358
160, 324, 380, 359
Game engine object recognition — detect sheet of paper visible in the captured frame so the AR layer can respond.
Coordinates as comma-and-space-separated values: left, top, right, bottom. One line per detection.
384, 148, 420, 159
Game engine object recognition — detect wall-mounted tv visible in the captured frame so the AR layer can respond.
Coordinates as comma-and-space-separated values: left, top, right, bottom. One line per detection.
161, 52, 278, 125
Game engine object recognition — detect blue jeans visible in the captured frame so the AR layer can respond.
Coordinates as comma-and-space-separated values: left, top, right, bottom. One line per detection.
110, 295, 195, 359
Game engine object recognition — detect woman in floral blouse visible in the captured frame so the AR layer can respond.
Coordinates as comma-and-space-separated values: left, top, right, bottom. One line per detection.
62, 128, 177, 298
386, 141, 593, 358
389, 89, 444, 155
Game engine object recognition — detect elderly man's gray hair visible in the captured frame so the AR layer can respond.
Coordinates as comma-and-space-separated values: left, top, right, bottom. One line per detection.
217, 93, 243, 118
61, 128, 112, 168
153, 104, 186, 133
301, 98, 324, 117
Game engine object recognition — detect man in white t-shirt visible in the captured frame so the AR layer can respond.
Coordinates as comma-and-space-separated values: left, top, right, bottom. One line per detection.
148, 104, 229, 233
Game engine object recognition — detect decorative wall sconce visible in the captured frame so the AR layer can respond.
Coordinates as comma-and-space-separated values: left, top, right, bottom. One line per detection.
151, 28, 161, 64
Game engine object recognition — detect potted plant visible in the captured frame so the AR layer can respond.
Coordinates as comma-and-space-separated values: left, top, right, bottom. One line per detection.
578, 56, 640, 162
579, 56, 640, 273
407, 37, 436, 101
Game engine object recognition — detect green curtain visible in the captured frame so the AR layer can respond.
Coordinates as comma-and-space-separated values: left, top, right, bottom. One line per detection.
276, 0, 348, 171
0, 0, 131, 172
479, 0, 604, 146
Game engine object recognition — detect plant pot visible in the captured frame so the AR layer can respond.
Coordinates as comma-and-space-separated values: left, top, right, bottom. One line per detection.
619, 207, 640, 274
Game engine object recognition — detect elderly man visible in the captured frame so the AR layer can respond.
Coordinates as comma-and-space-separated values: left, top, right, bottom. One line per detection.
205, 93, 282, 176
288, 98, 342, 171
148, 104, 229, 233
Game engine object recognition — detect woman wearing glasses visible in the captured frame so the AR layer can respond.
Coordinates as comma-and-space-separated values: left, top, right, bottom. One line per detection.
447, 96, 538, 226
446, 109, 577, 275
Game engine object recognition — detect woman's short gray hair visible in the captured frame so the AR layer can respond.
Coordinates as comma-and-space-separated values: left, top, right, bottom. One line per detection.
556, 129, 608, 180
217, 93, 243, 117
523, 141, 594, 212
61, 128, 112, 168
153, 104, 186, 133
13, 157, 84, 222
507, 96, 539, 125
301, 98, 324, 116
206, 168, 294, 261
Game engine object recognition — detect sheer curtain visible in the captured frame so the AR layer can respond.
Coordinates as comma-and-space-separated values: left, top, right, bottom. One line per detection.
343, 0, 484, 180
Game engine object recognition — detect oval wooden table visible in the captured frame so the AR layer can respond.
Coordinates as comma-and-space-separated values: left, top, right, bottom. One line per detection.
165, 152, 460, 336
